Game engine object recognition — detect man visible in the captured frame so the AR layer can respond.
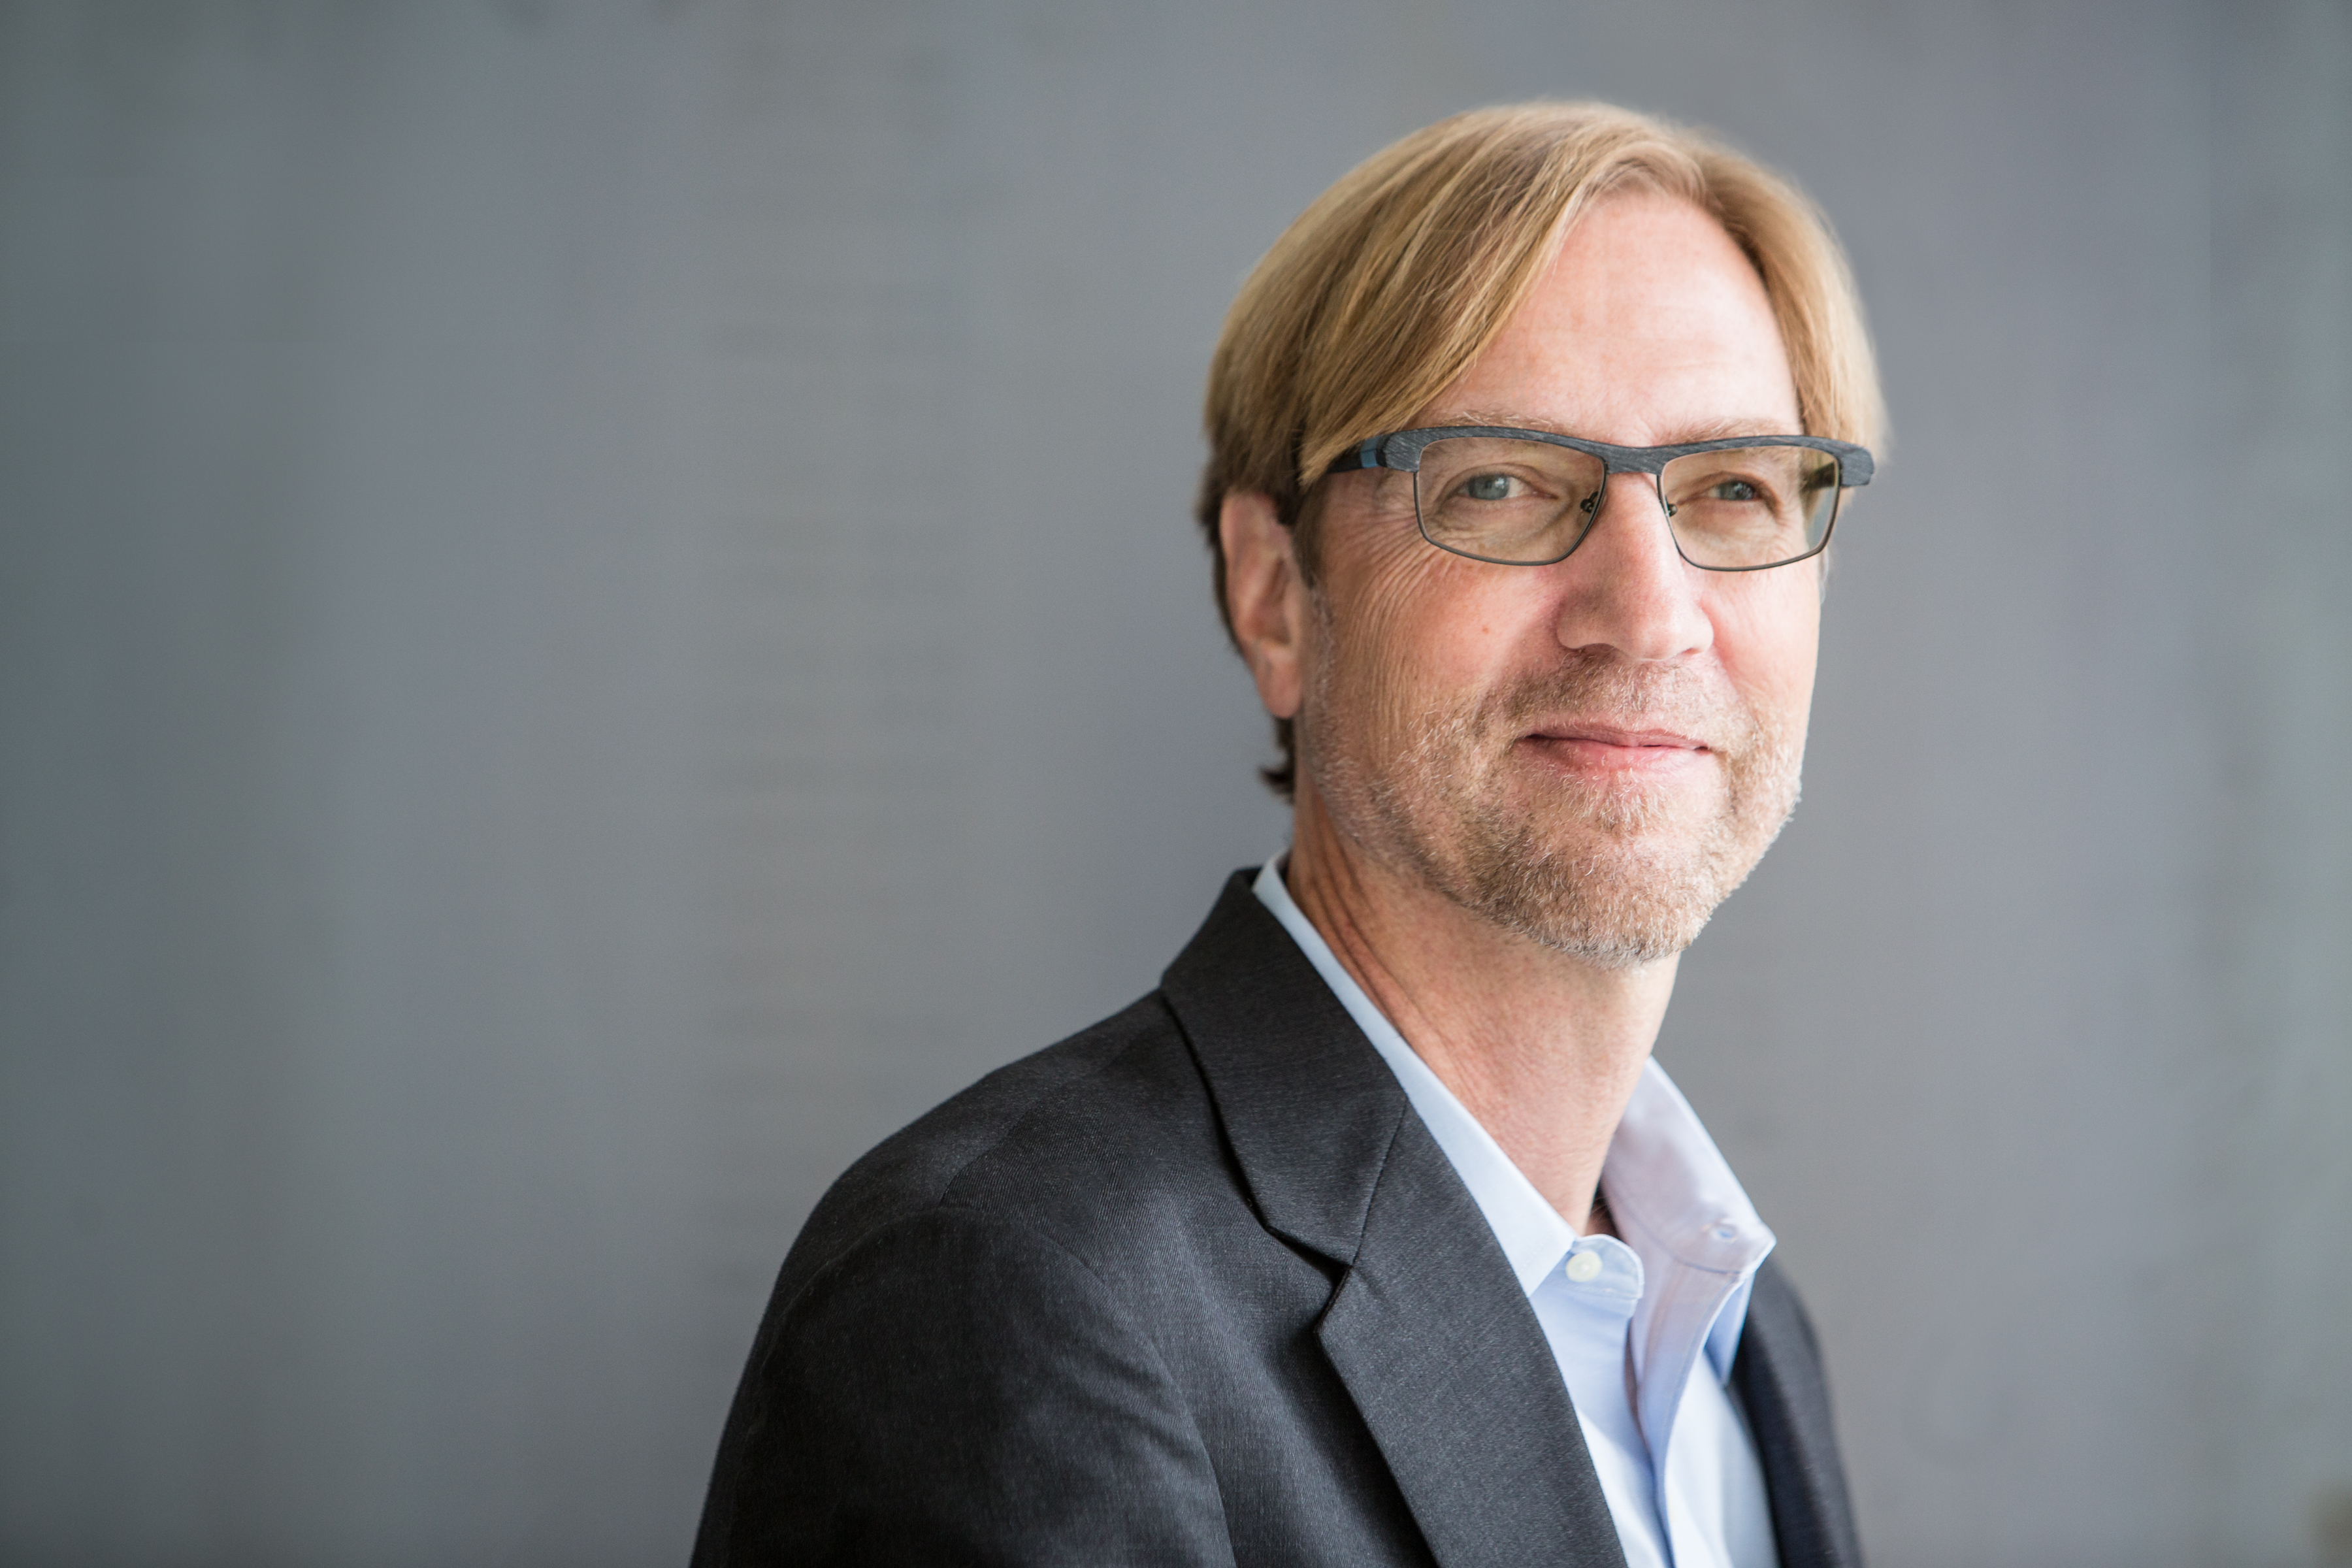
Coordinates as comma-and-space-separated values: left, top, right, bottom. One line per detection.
694, 101, 1883, 1567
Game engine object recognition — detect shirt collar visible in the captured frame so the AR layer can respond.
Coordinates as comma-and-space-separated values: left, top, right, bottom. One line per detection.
1251, 857, 1774, 1382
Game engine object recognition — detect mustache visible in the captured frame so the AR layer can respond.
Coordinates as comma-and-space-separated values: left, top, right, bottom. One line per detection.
1478, 650, 1751, 748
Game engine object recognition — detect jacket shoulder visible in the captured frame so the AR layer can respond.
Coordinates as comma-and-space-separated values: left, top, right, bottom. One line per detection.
774, 990, 1221, 1306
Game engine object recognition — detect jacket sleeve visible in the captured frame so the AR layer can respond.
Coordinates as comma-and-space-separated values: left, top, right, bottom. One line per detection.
691, 1206, 1237, 1567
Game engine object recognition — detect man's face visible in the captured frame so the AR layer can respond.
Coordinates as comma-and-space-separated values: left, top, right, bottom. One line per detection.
1296, 190, 1820, 968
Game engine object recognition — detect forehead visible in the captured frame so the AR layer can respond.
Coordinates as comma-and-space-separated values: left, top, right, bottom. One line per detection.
1423, 190, 1801, 445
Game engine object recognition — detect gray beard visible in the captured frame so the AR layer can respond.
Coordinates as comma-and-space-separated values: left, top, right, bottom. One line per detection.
1301, 635, 1804, 970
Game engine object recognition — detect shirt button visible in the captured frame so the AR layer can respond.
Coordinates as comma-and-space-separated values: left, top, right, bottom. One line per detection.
1712, 1220, 1740, 1241
1565, 1251, 1603, 1283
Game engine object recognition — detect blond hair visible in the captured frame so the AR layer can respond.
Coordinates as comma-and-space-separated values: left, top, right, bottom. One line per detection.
1196, 102, 1885, 796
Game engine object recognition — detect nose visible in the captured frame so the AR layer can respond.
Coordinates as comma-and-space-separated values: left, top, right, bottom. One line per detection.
1549, 472, 1714, 662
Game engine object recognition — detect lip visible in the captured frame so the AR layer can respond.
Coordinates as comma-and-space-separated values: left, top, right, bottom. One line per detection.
1518, 722, 1710, 773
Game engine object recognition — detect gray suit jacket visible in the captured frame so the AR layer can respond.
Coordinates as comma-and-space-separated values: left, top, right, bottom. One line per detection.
692, 870, 1862, 1566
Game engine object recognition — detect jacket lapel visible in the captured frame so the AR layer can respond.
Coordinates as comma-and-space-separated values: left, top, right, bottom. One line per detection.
1163, 872, 1627, 1568
1316, 1113, 1628, 1568
1732, 1258, 1865, 1568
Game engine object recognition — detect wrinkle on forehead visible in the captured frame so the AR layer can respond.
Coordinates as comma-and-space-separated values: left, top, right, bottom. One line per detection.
1420, 191, 1801, 448
1428, 410, 1803, 446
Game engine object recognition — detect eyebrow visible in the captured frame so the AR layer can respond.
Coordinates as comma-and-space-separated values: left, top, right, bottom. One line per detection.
1433, 410, 1797, 444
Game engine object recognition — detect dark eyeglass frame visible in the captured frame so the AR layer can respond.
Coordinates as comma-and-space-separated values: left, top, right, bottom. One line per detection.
1325, 425, 1876, 572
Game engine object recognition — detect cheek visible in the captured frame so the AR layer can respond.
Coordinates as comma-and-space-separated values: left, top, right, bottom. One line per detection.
1325, 539, 1524, 722
1704, 569, 1820, 730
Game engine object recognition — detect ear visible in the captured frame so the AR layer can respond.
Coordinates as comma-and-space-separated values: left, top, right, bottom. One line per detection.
1218, 490, 1307, 722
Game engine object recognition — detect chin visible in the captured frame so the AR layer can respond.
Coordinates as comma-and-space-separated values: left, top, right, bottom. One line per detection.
1441, 753, 1806, 966
1452, 817, 1725, 969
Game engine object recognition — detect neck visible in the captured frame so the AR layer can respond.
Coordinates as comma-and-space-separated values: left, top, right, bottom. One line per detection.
1284, 779, 1678, 1234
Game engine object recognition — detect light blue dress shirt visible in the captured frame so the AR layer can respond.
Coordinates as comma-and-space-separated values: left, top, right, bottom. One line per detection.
1254, 860, 1782, 1568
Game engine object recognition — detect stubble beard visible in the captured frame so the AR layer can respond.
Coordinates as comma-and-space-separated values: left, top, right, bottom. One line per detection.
1299, 611, 1805, 971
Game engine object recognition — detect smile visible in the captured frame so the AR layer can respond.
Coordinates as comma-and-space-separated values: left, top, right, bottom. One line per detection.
1517, 725, 1711, 774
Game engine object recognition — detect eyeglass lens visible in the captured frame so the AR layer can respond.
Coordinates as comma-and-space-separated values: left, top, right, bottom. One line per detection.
1410, 437, 1843, 569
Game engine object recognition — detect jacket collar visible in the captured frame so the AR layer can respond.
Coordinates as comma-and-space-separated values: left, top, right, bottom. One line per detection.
1159, 870, 1407, 1264
1161, 870, 1628, 1568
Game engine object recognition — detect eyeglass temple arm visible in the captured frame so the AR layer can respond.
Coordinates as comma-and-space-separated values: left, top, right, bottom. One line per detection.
1324, 436, 1393, 476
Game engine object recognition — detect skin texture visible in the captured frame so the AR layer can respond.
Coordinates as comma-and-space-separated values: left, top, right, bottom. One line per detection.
1219, 191, 1821, 1233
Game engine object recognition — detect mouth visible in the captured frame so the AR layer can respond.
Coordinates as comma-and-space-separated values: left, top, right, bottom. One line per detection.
1516, 721, 1711, 775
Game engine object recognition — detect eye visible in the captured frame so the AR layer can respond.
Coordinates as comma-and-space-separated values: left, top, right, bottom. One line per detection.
1708, 478, 1762, 502
1462, 472, 1517, 502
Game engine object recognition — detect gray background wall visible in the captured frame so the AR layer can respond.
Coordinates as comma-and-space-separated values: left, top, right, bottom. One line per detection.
3, 3, 2347, 1564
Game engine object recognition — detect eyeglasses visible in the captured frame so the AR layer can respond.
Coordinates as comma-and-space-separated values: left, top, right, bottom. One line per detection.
1326, 426, 1874, 572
